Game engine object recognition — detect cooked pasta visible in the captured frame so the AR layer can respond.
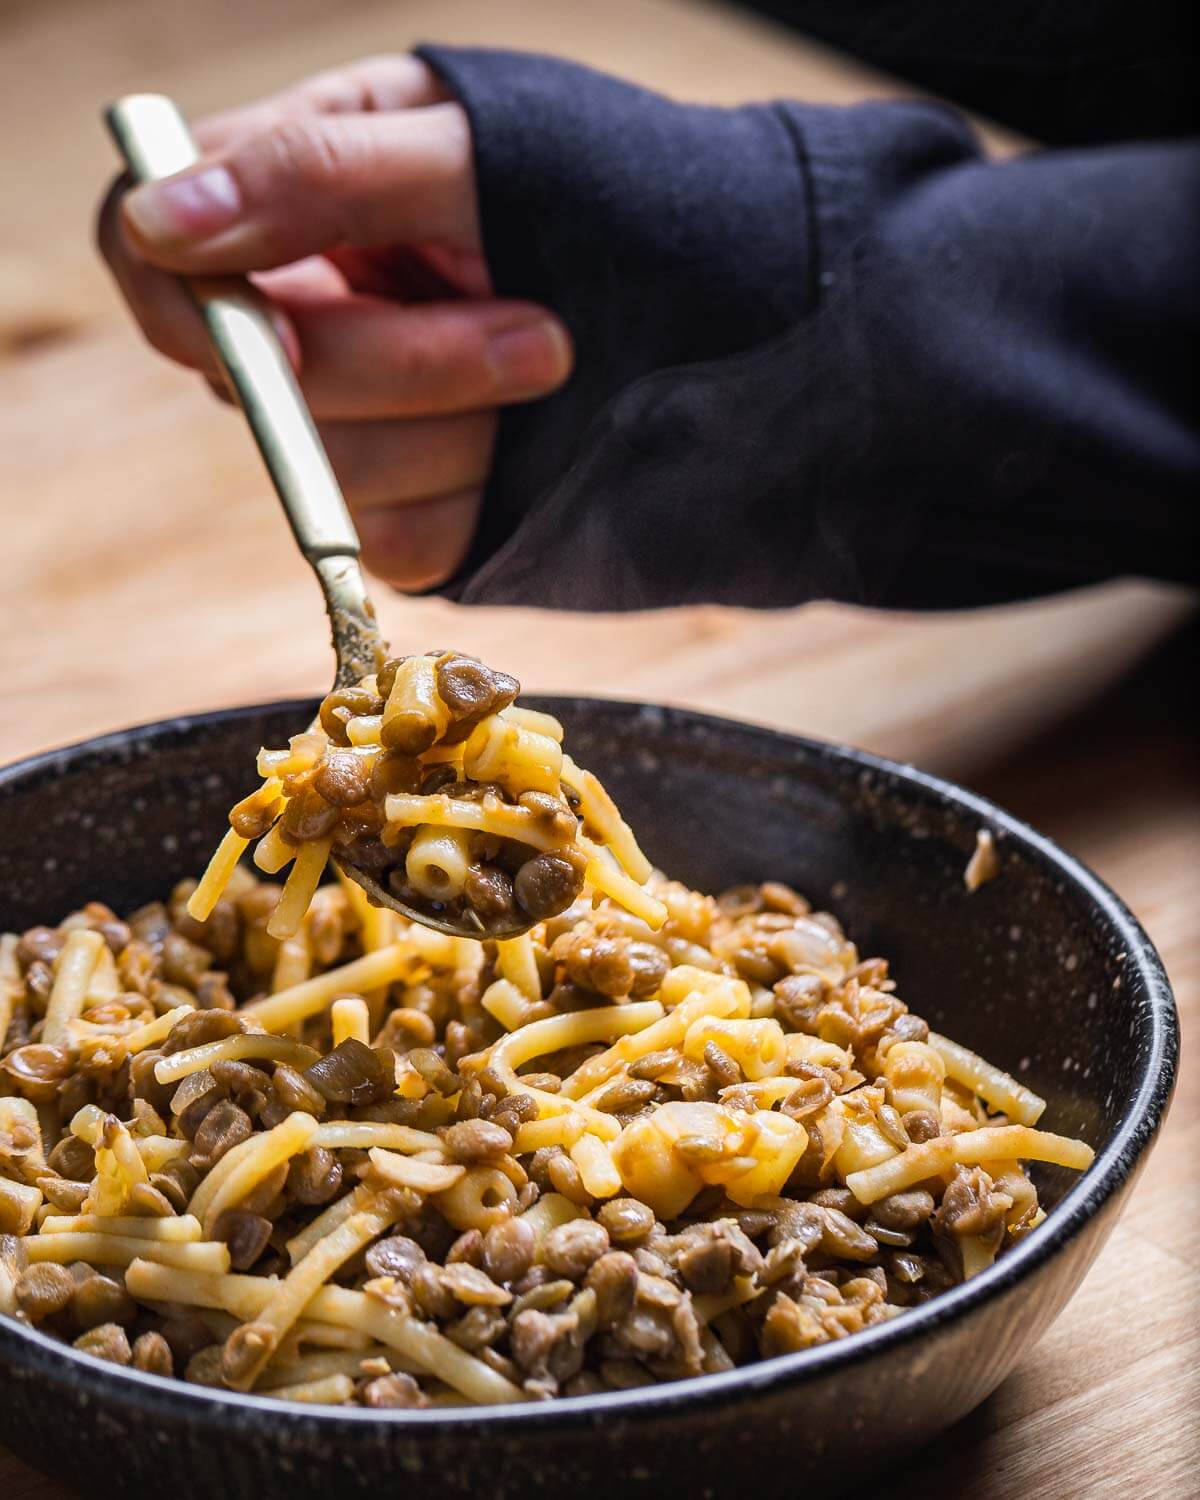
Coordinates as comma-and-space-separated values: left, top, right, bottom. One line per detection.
190, 650, 666, 940
0, 859, 1091, 1407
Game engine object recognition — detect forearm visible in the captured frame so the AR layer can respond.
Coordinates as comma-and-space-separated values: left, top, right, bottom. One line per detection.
421, 47, 1200, 610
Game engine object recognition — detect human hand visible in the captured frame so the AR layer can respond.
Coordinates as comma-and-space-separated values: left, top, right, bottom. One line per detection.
97, 55, 572, 590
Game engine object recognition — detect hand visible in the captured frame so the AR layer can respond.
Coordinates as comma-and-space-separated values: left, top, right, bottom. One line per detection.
97, 55, 572, 590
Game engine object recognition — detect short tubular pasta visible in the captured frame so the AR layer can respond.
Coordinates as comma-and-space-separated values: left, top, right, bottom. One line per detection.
284, 1187, 370, 1266
1, 933, 22, 1047
153, 1033, 320, 1084
381, 654, 449, 752
259, 1347, 414, 1389
520, 1192, 588, 1247
682, 1017, 788, 1080
24, 1233, 231, 1273
569, 1134, 622, 1199
272, 922, 313, 995
561, 754, 651, 883
330, 996, 371, 1047
480, 977, 531, 1032
499, 705, 564, 742
220, 1190, 405, 1391
188, 828, 251, 920
121, 1005, 194, 1055
41, 930, 105, 1050
260, 1372, 356, 1405
367, 1149, 464, 1194
406, 825, 472, 902
464, 714, 563, 797
134, 1135, 189, 1171
41, 1213, 202, 1241
435, 1166, 519, 1231
310, 1122, 442, 1154
928, 1032, 1046, 1126
192, 1112, 319, 1235
268, 837, 334, 941
884, 1040, 946, 1118
253, 824, 295, 876
0, 1178, 42, 1235
584, 851, 667, 930
845, 1125, 1095, 1205
383, 792, 568, 852
494, 934, 541, 1004
244, 947, 413, 1033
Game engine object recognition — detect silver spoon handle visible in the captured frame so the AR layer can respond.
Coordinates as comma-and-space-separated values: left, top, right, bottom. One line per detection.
105, 93, 380, 683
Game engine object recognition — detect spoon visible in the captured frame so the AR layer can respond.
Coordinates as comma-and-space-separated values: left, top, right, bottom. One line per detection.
105, 94, 533, 940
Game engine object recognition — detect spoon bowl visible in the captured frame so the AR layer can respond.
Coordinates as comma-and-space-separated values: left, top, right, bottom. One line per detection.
333, 858, 535, 941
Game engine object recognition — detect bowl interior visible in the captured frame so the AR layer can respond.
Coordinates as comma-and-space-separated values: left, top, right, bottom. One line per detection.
0, 697, 1172, 1219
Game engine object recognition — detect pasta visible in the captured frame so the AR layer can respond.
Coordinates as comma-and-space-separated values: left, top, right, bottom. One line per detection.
220, 1190, 406, 1390
0, 843, 1092, 1407
189, 650, 666, 939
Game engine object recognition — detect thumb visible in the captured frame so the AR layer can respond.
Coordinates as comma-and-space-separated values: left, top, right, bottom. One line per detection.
120, 103, 479, 274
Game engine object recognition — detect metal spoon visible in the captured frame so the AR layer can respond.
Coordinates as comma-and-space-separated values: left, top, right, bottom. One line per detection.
105, 94, 533, 939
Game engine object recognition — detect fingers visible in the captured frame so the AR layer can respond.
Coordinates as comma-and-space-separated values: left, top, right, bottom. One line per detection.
193, 55, 446, 154
319, 411, 495, 509
120, 104, 479, 273
319, 414, 495, 591
98, 175, 206, 368
97, 174, 303, 372
356, 490, 483, 592
326, 242, 491, 301
99, 181, 571, 412
281, 296, 571, 419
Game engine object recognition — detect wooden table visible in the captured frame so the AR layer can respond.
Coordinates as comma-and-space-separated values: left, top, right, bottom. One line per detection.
1, 0, 1195, 1494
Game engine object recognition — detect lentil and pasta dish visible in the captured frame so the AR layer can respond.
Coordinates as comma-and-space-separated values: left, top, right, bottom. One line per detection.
0, 662, 1093, 1408
198, 649, 662, 941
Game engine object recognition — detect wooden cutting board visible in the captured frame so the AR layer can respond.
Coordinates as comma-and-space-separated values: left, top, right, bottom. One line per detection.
1, 0, 1196, 1494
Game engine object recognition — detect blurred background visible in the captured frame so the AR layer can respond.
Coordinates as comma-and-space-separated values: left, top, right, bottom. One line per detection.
0, 2, 1196, 1495
0, 0, 1194, 774
2, 0, 1195, 772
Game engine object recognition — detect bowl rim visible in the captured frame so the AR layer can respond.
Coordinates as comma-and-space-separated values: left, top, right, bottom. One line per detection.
0, 697, 1180, 1435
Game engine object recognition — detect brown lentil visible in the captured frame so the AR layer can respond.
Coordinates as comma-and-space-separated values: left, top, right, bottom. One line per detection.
543, 1220, 610, 1280
16, 1262, 76, 1321
131, 1330, 174, 1376
73, 1322, 132, 1365
70, 1273, 136, 1332
286, 1146, 343, 1206
363, 1371, 428, 1408
514, 850, 587, 921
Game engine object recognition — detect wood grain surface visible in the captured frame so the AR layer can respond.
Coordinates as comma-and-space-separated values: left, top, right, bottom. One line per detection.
1, 1, 1196, 1495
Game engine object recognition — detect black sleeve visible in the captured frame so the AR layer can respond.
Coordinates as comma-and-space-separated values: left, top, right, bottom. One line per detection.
734, 2, 1199, 148
418, 46, 1200, 612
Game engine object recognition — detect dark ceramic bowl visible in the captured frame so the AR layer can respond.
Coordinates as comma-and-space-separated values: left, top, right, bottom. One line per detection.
0, 699, 1178, 1499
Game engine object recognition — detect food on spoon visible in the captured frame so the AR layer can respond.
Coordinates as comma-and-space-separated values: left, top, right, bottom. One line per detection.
189, 651, 664, 940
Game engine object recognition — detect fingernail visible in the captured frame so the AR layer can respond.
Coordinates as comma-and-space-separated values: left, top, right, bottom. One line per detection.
487, 317, 570, 392
124, 164, 241, 245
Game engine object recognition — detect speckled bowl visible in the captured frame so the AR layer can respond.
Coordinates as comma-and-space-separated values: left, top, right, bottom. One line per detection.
0, 700, 1178, 1499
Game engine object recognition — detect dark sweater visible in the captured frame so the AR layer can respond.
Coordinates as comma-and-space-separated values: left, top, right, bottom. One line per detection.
419, 46, 1199, 611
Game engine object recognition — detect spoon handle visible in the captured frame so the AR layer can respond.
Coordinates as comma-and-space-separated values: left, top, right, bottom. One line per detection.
104, 93, 381, 685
